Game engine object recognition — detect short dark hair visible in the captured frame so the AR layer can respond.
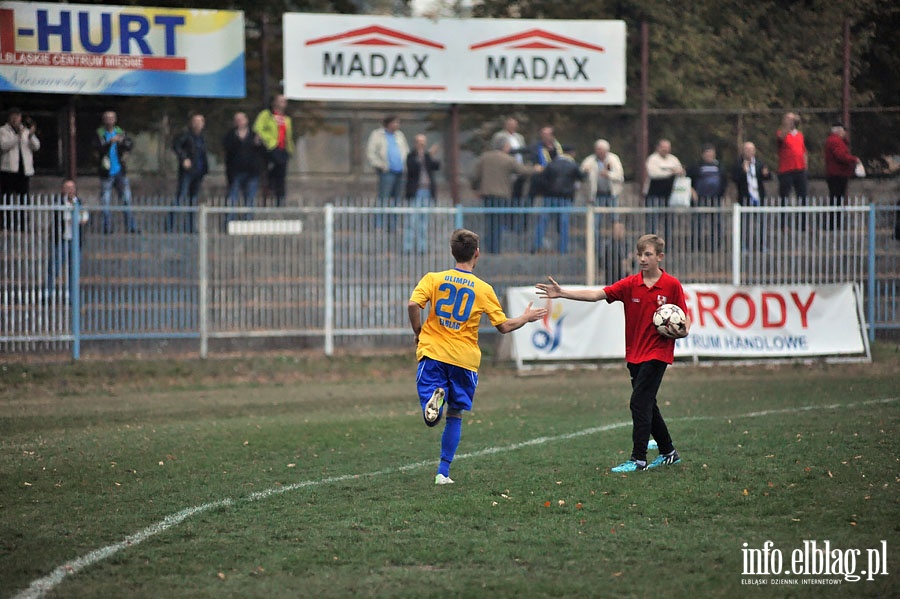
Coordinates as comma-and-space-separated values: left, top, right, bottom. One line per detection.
382, 115, 399, 128
450, 229, 479, 262
7, 107, 21, 115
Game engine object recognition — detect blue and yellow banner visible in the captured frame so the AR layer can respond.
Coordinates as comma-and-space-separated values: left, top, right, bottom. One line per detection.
0, 2, 244, 97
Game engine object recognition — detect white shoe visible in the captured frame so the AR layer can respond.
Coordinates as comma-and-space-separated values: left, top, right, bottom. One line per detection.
434, 474, 454, 485
424, 387, 445, 425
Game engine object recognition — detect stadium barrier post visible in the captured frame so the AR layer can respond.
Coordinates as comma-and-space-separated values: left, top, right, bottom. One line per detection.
324, 204, 334, 356
199, 205, 209, 358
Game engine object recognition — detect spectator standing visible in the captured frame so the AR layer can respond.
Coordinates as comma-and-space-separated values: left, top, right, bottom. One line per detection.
253, 94, 294, 207
776, 112, 809, 230
471, 137, 538, 254
408, 228, 547, 484
580, 138, 624, 249
491, 117, 528, 231
644, 139, 684, 240
366, 115, 409, 232
527, 126, 563, 207
168, 113, 208, 233
687, 144, 727, 250
223, 111, 263, 227
0, 107, 40, 231
94, 111, 139, 234
823, 122, 861, 231
403, 134, 441, 254
45, 179, 88, 301
532, 146, 584, 254
731, 141, 771, 250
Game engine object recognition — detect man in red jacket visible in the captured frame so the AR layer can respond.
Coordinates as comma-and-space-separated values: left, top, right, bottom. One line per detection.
823, 122, 861, 230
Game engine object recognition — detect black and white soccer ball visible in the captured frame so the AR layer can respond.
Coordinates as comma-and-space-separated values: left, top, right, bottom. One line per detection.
653, 303, 687, 338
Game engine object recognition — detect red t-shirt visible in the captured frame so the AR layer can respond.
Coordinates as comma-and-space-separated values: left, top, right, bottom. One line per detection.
777, 130, 807, 173
275, 113, 287, 150
603, 270, 687, 364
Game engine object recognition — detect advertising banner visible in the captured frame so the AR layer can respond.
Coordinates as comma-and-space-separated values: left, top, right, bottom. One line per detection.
0, 1, 245, 97
283, 14, 626, 105
508, 283, 866, 361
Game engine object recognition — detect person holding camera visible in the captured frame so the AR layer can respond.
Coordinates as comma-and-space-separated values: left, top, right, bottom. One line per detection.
0, 107, 40, 230
95, 111, 139, 234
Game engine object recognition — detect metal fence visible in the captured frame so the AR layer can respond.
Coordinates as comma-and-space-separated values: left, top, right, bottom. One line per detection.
2, 196, 898, 359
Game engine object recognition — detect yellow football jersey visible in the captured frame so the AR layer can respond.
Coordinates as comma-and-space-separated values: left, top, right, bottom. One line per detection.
410, 268, 509, 372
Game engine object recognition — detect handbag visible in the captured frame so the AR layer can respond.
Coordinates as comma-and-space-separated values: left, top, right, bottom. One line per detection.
854, 162, 866, 178
668, 176, 692, 207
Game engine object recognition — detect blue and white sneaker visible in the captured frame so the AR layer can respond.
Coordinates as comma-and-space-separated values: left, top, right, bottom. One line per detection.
647, 449, 681, 469
434, 474, 454, 485
611, 459, 647, 473
423, 387, 445, 426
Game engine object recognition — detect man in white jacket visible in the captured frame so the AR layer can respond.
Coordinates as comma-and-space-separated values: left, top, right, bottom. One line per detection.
366, 115, 409, 232
580, 139, 624, 249
0, 107, 40, 230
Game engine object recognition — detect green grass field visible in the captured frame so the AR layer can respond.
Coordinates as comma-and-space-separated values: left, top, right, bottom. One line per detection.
1, 346, 898, 598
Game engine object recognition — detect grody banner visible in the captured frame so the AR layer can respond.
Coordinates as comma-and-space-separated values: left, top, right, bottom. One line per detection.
283, 14, 626, 105
509, 283, 867, 361
0, 1, 245, 97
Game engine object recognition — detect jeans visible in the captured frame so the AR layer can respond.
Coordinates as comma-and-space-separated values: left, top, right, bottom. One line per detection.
692, 196, 722, 250
778, 169, 808, 230
483, 195, 510, 254
403, 188, 432, 253
375, 170, 403, 231
100, 172, 138, 233
645, 195, 670, 241
45, 240, 69, 298
267, 149, 288, 207
825, 175, 849, 230
168, 172, 204, 233
533, 196, 572, 254
226, 172, 259, 226
594, 193, 618, 249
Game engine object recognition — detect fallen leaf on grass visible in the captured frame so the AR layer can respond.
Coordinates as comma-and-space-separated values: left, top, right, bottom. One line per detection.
217, 572, 225, 580
23, 482, 32, 487
742, 489, 749, 496
543, 501, 551, 508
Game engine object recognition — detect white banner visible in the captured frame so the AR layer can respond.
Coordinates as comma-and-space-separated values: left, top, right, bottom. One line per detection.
283, 14, 625, 105
509, 283, 866, 361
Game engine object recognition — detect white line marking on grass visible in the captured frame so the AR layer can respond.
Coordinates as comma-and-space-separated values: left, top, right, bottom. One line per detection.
13, 397, 898, 599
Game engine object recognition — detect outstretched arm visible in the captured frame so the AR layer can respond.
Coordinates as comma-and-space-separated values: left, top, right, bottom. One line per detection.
535, 276, 607, 302
496, 301, 547, 334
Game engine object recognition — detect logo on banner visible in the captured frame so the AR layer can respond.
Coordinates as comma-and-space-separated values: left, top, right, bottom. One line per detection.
468, 28, 606, 94
305, 25, 446, 92
532, 300, 565, 353
0, 6, 187, 71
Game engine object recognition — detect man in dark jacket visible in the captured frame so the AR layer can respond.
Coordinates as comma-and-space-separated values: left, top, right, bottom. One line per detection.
403, 134, 440, 253
731, 141, 771, 250
532, 146, 584, 254
95, 111, 139, 234
223, 111, 263, 227
167, 113, 208, 233
687, 144, 728, 250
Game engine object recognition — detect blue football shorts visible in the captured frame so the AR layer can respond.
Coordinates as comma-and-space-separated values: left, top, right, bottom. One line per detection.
416, 357, 478, 413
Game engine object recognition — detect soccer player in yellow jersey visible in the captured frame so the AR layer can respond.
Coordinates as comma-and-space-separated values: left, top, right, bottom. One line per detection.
408, 229, 546, 485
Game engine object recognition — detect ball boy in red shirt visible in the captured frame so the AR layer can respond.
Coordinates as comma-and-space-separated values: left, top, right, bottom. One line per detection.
536, 234, 691, 472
